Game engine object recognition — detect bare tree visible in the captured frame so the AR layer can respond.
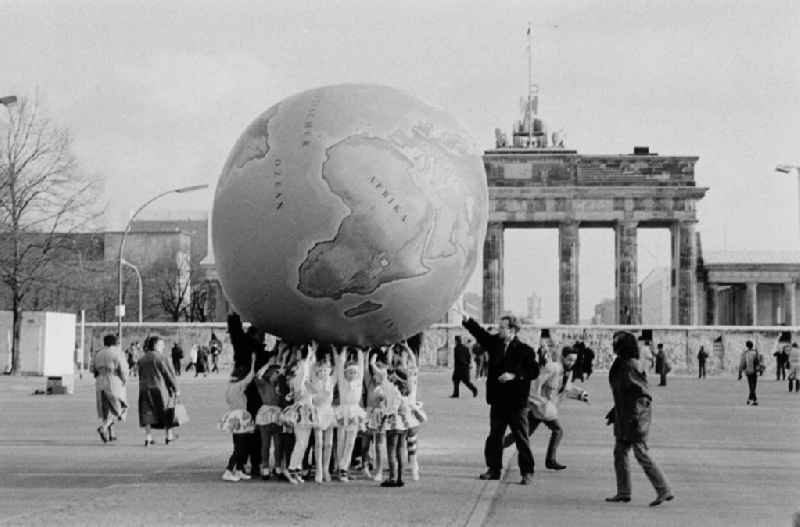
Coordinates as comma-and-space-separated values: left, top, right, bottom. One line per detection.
187, 279, 211, 322
0, 96, 101, 373
148, 254, 192, 322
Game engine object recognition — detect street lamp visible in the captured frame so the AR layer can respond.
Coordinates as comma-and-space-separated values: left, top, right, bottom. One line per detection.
776, 164, 800, 241
121, 259, 143, 323
116, 184, 209, 343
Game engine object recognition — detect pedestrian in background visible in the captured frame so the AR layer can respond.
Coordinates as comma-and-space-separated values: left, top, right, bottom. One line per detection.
654, 344, 670, 386
605, 331, 673, 507
171, 342, 183, 376
738, 340, 763, 406
774, 339, 789, 381
451, 335, 478, 398
697, 346, 708, 379
209, 332, 222, 373
185, 344, 198, 373
787, 342, 800, 393
196, 345, 209, 378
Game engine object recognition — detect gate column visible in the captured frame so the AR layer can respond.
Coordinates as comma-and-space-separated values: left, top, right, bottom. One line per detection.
482, 222, 504, 323
615, 220, 639, 324
559, 221, 580, 324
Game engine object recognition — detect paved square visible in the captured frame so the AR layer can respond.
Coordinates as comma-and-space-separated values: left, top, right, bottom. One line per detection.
0, 371, 797, 526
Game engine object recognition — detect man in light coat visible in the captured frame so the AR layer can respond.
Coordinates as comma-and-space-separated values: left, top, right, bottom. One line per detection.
502, 346, 588, 470
93, 334, 129, 442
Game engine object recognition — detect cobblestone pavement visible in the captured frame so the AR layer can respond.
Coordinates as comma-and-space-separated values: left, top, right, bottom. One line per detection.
0, 371, 797, 526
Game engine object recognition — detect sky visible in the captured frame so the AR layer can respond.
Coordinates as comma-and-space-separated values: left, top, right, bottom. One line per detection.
1, 0, 798, 322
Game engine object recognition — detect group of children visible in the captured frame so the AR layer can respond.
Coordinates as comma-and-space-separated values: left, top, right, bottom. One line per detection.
219, 340, 426, 488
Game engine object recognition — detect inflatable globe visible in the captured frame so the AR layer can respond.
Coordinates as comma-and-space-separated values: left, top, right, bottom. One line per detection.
212, 84, 488, 345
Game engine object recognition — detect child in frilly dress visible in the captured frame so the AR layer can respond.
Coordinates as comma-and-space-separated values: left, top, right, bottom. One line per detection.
399, 342, 427, 481
380, 368, 408, 487
219, 353, 256, 482
307, 344, 337, 483
362, 348, 391, 482
280, 344, 314, 484
333, 345, 366, 482
254, 361, 285, 480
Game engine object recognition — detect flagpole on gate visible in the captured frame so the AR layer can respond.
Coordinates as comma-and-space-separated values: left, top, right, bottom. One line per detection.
527, 22, 533, 147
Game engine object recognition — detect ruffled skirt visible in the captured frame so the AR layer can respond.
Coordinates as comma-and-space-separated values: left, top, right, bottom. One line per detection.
335, 404, 367, 430
364, 407, 386, 432
254, 405, 282, 426
218, 409, 254, 434
384, 400, 427, 432
279, 403, 336, 430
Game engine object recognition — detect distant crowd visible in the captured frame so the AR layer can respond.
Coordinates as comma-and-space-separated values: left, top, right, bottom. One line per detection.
121, 333, 223, 378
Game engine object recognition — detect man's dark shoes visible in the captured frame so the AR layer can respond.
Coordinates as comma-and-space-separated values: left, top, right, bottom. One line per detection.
449, 394, 458, 398
605, 495, 631, 503
519, 473, 533, 485
96, 426, 108, 443
545, 460, 567, 470
649, 493, 674, 507
478, 470, 501, 480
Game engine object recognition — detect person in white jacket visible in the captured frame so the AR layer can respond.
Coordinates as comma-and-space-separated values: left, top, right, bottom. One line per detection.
503, 346, 589, 470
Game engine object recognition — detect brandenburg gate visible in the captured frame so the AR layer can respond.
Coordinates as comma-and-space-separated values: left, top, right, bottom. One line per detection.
482, 119, 708, 325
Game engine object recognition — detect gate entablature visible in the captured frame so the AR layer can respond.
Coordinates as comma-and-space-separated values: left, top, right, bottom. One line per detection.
481, 146, 708, 326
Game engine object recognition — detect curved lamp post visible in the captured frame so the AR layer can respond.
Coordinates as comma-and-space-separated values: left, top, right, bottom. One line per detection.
116, 184, 209, 343
776, 164, 800, 240
121, 259, 143, 323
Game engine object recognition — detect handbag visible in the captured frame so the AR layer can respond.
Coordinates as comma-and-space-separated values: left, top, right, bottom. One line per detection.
168, 396, 190, 426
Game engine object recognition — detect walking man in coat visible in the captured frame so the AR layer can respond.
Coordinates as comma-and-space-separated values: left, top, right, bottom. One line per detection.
503, 346, 589, 470
461, 312, 539, 485
738, 340, 763, 405
605, 331, 673, 507
93, 334, 129, 443
451, 335, 478, 398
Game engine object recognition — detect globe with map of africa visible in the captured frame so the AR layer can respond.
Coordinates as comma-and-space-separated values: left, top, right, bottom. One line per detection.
212, 84, 488, 346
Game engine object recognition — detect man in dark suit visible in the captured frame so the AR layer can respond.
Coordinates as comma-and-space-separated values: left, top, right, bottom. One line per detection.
451, 335, 478, 398
462, 313, 539, 485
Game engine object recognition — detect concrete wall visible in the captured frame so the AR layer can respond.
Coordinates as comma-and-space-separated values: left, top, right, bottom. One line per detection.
76, 322, 798, 377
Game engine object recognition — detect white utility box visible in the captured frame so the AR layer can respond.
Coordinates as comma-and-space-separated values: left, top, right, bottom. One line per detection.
0, 312, 76, 382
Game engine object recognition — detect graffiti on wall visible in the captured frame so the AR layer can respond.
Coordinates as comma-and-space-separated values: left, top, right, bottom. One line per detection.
78, 323, 794, 376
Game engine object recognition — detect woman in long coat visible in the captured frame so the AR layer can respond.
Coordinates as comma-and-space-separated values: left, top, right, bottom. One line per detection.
605, 331, 673, 507
138, 335, 179, 445
93, 334, 129, 442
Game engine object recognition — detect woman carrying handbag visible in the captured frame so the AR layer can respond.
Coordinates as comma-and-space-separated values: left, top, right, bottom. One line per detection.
138, 335, 180, 445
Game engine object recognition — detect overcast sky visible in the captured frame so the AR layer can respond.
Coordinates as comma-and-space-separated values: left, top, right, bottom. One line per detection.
2, 0, 798, 322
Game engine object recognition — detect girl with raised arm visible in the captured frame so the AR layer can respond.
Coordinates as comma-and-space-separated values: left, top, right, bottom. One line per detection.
307, 343, 337, 483
334, 345, 366, 481
219, 353, 256, 482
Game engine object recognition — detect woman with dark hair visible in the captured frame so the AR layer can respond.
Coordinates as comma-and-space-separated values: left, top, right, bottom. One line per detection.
138, 335, 179, 446
605, 331, 673, 507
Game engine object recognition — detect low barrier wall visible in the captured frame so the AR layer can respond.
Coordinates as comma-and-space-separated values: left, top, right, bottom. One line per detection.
77, 322, 797, 377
